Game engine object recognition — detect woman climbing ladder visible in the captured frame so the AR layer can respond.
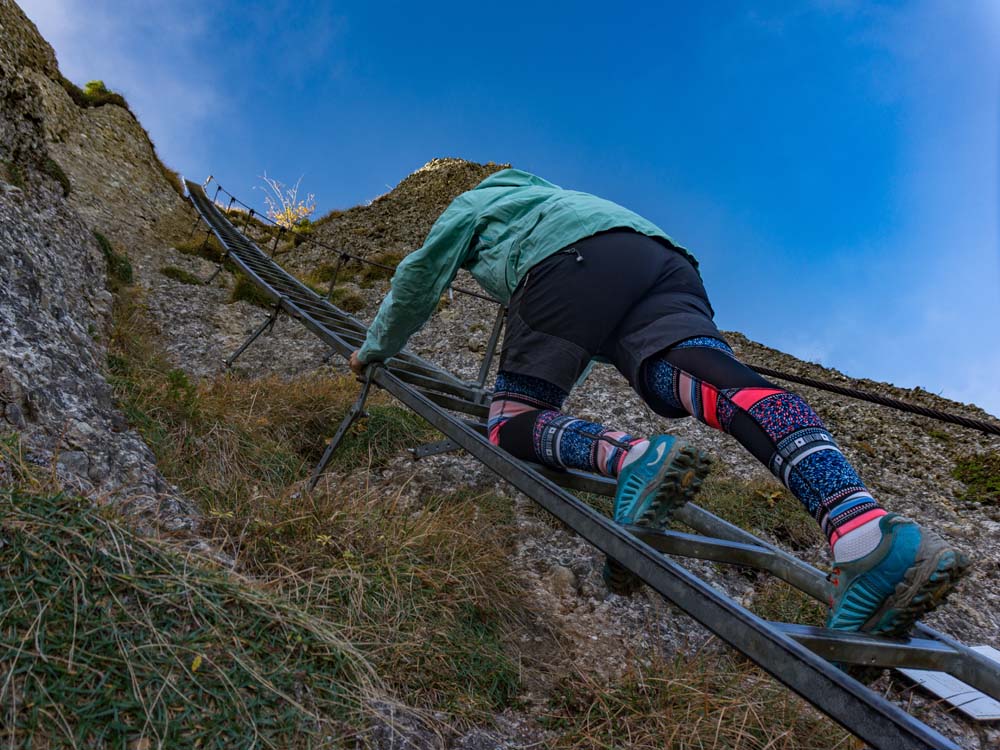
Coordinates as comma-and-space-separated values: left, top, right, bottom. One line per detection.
350, 167, 969, 637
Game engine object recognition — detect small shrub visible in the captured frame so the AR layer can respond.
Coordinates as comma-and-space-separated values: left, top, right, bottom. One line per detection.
40, 157, 71, 196
257, 173, 316, 229
290, 220, 314, 247
310, 262, 343, 284
1, 160, 25, 189
330, 286, 366, 314
81, 78, 130, 109
94, 230, 133, 288
159, 266, 202, 285
953, 451, 1000, 506
298, 267, 366, 313
358, 250, 405, 286
175, 234, 226, 264
230, 273, 273, 307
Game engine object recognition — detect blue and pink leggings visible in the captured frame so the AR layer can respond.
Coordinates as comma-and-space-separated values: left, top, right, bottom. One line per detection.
488, 336, 885, 549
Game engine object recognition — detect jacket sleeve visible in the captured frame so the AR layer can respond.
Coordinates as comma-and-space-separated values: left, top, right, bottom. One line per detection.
357, 197, 478, 363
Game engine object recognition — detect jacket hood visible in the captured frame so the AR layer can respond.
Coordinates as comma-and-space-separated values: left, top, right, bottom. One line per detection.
473, 168, 559, 191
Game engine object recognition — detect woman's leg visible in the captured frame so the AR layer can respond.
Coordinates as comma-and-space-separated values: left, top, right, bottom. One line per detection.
640, 336, 886, 562
489, 368, 713, 596
641, 336, 968, 634
488, 370, 647, 476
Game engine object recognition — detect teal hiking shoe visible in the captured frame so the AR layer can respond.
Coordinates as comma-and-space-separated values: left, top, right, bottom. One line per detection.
826, 514, 970, 637
602, 435, 712, 595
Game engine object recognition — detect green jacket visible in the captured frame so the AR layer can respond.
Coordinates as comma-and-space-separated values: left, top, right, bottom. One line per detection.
357, 168, 696, 363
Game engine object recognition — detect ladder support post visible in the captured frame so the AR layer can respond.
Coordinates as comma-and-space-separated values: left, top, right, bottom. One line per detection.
202, 247, 231, 286
308, 369, 375, 489
475, 305, 506, 393
270, 227, 284, 257
325, 253, 349, 301
224, 302, 281, 368
409, 438, 461, 460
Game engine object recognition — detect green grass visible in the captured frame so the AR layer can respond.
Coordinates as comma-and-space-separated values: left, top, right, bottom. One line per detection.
289, 220, 314, 247
357, 251, 405, 286
692, 476, 822, 552
160, 265, 203, 285
329, 286, 366, 313
94, 230, 133, 288
2, 159, 26, 189
41, 156, 71, 196
750, 577, 827, 626
298, 264, 368, 313
230, 273, 273, 307
952, 451, 1000, 506
0, 486, 370, 749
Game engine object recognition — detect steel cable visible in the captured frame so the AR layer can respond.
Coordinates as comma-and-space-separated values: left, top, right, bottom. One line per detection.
751, 365, 1000, 437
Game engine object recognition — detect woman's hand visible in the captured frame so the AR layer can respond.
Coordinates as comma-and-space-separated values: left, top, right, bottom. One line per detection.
349, 350, 366, 376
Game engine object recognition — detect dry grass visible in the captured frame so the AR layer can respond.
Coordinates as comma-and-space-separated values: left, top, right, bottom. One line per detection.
174, 233, 227, 264
99, 286, 531, 728
543, 648, 856, 749
952, 450, 1000, 506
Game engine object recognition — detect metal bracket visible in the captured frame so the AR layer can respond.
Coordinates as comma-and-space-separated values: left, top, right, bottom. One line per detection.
325, 253, 350, 301
224, 302, 281, 368
203, 247, 231, 285
308, 368, 375, 489
474, 305, 506, 397
409, 438, 461, 460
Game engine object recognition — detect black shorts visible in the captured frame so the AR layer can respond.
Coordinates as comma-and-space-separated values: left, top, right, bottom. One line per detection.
499, 229, 723, 393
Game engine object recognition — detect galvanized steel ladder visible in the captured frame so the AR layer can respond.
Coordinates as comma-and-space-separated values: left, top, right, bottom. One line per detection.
185, 179, 999, 750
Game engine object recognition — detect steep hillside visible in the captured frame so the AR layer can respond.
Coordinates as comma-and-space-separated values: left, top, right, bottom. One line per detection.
3, 0, 999, 746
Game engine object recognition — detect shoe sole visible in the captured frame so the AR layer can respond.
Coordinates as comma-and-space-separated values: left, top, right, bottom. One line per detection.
864, 535, 971, 638
604, 444, 713, 596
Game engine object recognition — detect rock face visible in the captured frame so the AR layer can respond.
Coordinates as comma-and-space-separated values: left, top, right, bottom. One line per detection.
0, 0, 194, 531
26, 69, 191, 252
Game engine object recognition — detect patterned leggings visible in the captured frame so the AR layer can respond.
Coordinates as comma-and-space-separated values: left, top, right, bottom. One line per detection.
489, 337, 885, 548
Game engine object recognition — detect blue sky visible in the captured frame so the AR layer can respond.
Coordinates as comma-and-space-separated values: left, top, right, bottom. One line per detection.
21, 0, 1000, 418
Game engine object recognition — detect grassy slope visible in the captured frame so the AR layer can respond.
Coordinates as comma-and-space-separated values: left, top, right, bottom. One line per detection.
0, 245, 857, 747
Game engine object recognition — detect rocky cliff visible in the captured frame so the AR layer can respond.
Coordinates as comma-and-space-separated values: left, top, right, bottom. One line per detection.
0, 0, 193, 530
